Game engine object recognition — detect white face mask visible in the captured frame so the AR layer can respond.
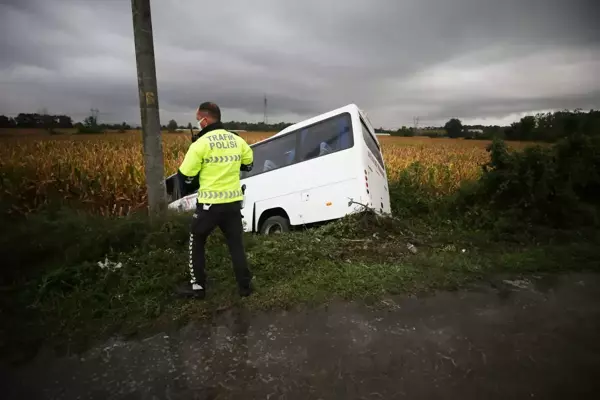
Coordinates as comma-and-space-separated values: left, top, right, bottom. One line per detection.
197, 118, 206, 130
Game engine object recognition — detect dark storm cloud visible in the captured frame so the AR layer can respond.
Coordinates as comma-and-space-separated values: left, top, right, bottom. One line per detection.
1, 0, 599, 127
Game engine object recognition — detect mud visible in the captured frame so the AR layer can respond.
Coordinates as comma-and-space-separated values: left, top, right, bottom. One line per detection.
2, 273, 600, 399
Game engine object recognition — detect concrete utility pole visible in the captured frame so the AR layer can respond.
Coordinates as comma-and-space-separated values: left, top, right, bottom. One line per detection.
131, 0, 167, 217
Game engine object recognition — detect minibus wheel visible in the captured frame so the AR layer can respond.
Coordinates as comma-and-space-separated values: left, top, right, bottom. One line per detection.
260, 216, 290, 235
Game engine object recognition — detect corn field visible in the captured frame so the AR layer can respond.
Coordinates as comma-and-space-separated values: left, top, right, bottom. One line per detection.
0, 131, 529, 216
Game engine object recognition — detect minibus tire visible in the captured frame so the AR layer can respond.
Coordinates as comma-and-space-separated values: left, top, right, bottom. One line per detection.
260, 216, 290, 235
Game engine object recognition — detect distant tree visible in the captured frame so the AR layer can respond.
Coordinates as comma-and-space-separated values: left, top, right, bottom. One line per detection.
0, 115, 16, 128
506, 115, 536, 141
167, 119, 178, 132
83, 116, 95, 127
14, 113, 35, 128
37, 108, 56, 133
478, 125, 505, 140
375, 126, 393, 134
187, 122, 193, 130
79, 109, 102, 134
444, 118, 463, 138
117, 122, 131, 133
84, 113, 97, 129
393, 126, 415, 137
57, 115, 73, 128
520, 116, 536, 139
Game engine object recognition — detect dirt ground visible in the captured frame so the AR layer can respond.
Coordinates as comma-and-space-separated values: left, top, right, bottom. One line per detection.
2, 272, 600, 399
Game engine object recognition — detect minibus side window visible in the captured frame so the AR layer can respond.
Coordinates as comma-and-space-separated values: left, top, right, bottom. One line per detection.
242, 131, 298, 178
297, 113, 354, 162
240, 112, 355, 180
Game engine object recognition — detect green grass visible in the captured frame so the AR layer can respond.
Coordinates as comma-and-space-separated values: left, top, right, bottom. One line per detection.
1, 207, 599, 365
2, 135, 599, 365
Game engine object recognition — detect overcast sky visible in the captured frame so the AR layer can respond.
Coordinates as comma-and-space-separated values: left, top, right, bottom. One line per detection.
1, 0, 599, 128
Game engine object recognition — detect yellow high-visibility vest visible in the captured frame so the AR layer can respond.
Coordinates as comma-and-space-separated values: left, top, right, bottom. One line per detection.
179, 129, 253, 204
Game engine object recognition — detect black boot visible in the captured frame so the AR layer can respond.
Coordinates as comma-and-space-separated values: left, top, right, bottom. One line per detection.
239, 282, 253, 297
176, 282, 206, 299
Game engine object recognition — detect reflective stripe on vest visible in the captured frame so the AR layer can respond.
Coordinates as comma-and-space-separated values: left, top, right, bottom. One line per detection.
198, 189, 243, 200
203, 155, 242, 164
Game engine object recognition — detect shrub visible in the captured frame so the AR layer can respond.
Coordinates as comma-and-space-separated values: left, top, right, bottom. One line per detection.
456, 134, 600, 228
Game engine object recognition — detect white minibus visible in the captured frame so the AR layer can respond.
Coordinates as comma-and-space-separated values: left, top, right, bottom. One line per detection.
166, 104, 391, 234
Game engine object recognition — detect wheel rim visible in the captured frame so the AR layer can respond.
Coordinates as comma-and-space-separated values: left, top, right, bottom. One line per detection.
266, 223, 282, 234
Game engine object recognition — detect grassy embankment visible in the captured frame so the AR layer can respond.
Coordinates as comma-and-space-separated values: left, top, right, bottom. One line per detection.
1, 131, 599, 364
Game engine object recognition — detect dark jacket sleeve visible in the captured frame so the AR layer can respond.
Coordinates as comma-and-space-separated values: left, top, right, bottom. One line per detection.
240, 162, 253, 172
240, 137, 254, 172
177, 169, 200, 195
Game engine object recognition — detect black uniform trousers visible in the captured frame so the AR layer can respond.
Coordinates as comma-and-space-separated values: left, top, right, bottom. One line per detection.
189, 201, 252, 290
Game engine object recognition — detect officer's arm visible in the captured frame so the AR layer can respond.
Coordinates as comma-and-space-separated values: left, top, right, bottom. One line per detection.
177, 141, 206, 192
240, 140, 253, 172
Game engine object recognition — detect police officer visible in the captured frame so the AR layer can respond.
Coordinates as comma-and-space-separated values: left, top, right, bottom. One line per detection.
176, 102, 254, 299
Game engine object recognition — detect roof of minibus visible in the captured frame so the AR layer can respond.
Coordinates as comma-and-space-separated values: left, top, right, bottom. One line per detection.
249, 103, 376, 147
273, 103, 364, 138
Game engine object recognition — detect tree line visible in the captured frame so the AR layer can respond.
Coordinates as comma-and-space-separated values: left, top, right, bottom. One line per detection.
391, 109, 600, 142
167, 120, 294, 132
0, 113, 75, 129
2, 109, 598, 142
0, 112, 133, 133
0, 112, 294, 134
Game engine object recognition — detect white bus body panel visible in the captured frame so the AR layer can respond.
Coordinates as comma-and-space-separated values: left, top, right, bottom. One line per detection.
355, 111, 391, 214
242, 149, 364, 231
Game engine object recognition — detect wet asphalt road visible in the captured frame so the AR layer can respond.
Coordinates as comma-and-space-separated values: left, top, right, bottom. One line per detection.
2, 273, 600, 399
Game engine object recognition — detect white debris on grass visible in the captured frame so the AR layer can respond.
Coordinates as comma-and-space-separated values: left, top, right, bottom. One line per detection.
98, 257, 122, 272
502, 279, 531, 289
